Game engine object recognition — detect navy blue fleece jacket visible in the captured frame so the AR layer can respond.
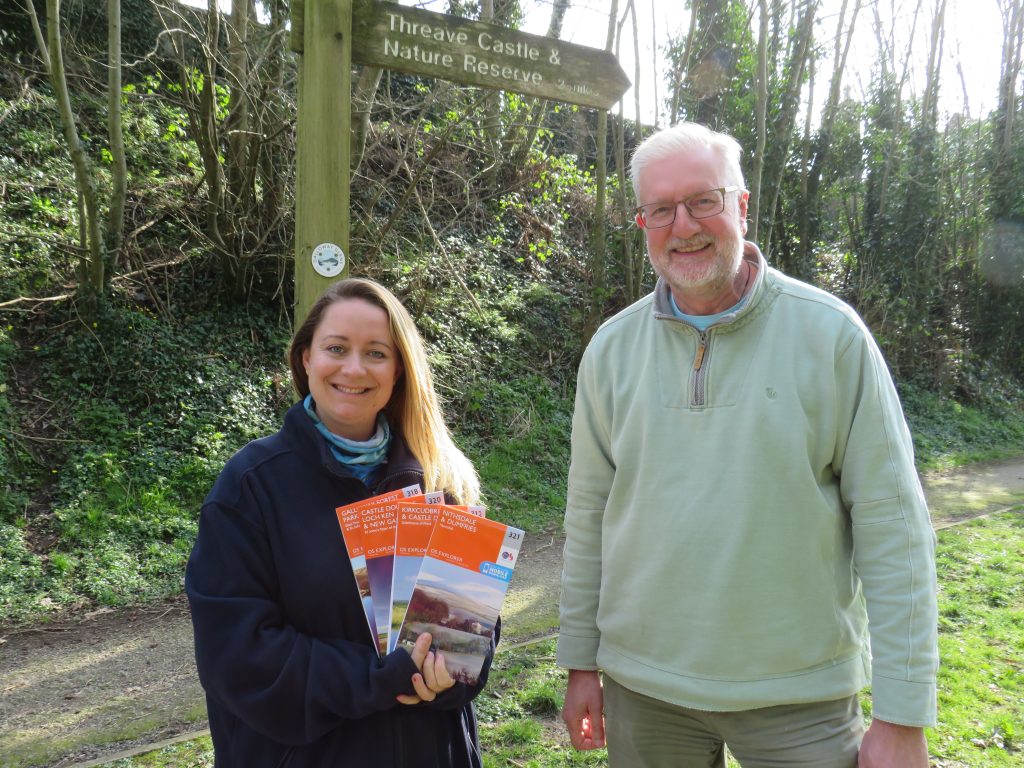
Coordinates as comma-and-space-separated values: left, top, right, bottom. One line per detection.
186, 401, 493, 767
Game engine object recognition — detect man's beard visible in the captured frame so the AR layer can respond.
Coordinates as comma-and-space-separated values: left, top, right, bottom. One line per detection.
657, 233, 743, 294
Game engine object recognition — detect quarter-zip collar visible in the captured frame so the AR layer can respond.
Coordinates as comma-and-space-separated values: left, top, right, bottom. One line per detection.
651, 241, 770, 407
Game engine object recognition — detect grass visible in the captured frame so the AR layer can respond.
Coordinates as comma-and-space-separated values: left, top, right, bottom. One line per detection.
928, 512, 1024, 766
477, 641, 607, 768
6, 709, 210, 768
99, 735, 215, 768
93, 509, 1023, 768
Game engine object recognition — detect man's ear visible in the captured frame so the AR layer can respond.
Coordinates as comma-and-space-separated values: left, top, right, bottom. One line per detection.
738, 191, 750, 236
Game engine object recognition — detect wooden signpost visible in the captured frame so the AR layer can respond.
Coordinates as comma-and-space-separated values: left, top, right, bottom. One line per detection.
291, 0, 629, 322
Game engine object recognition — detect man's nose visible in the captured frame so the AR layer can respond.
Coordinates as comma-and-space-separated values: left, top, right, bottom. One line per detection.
670, 202, 701, 236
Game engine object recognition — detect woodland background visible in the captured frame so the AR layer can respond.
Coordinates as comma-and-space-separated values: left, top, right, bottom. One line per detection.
0, 0, 1023, 625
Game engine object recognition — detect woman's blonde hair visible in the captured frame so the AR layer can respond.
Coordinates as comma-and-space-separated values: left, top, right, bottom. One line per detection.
289, 278, 480, 504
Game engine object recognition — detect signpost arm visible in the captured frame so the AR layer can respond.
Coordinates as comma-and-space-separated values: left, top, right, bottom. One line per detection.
294, 0, 353, 325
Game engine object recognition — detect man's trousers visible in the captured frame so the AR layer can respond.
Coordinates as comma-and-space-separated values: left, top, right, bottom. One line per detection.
603, 674, 863, 768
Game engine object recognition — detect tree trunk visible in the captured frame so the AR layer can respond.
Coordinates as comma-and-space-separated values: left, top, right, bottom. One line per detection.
480, 0, 502, 190
352, 0, 400, 176
352, 65, 384, 175
258, 0, 289, 228
614, 1, 641, 304
503, 0, 570, 172
995, 0, 1024, 167
649, 0, 659, 128
669, 7, 698, 124
760, 0, 817, 258
106, 0, 127, 274
583, 0, 619, 347
195, 0, 227, 254
796, 0, 861, 276
750, 0, 768, 241
799, 56, 813, 255
44, 0, 106, 308
625, 0, 641, 138
226, 0, 252, 214
24, 0, 49, 73
920, 0, 946, 124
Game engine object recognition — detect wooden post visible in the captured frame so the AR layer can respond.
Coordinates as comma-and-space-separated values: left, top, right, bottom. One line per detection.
293, 0, 352, 325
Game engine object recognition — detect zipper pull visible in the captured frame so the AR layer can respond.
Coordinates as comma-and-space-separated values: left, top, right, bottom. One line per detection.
693, 338, 706, 371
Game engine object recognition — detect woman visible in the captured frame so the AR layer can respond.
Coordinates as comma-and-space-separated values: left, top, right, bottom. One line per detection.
186, 278, 490, 767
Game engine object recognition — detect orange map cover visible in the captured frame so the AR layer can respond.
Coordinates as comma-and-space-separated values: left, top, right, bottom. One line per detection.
395, 506, 523, 684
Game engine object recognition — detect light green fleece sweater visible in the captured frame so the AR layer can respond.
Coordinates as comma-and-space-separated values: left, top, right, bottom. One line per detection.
557, 245, 938, 727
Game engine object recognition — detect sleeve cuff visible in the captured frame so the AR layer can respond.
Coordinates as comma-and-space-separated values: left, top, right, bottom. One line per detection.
556, 632, 600, 670
380, 645, 421, 698
870, 674, 937, 728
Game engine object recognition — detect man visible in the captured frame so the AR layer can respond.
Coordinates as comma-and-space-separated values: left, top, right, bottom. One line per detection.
557, 122, 938, 768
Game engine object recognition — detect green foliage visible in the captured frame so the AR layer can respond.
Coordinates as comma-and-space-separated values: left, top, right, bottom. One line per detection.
0, 76, 203, 305
0, 93, 80, 299
468, 375, 571, 532
899, 375, 1024, 471
122, 73, 204, 177
0, 293, 290, 624
95, 735, 215, 768
0, 325, 34, 521
0, 524, 52, 618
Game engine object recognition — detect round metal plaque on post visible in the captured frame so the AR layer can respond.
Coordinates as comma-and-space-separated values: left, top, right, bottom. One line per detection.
311, 242, 346, 278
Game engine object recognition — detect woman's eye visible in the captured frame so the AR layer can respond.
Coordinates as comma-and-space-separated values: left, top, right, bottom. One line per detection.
367, 350, 386, 360
327, 345, 345, 355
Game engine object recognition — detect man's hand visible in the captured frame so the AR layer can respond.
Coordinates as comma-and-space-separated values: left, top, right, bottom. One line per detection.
397, 632, 455, 705
562, 669, 606, 750
858, 719, 928, 767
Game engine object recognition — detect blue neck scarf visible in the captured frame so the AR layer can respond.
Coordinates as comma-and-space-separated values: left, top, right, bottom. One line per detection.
303, 395, 391, 482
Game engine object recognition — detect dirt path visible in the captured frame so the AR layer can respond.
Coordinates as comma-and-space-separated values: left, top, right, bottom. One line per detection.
2, 458, 1023, 768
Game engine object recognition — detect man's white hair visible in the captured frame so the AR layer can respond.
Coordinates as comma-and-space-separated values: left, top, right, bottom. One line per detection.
630, 122, 746, 200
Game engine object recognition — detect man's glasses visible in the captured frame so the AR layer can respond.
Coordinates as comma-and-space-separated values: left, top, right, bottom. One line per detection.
635, 187, 743, 229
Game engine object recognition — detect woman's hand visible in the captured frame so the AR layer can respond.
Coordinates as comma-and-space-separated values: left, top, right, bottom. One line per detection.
397, 632, 455, 705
